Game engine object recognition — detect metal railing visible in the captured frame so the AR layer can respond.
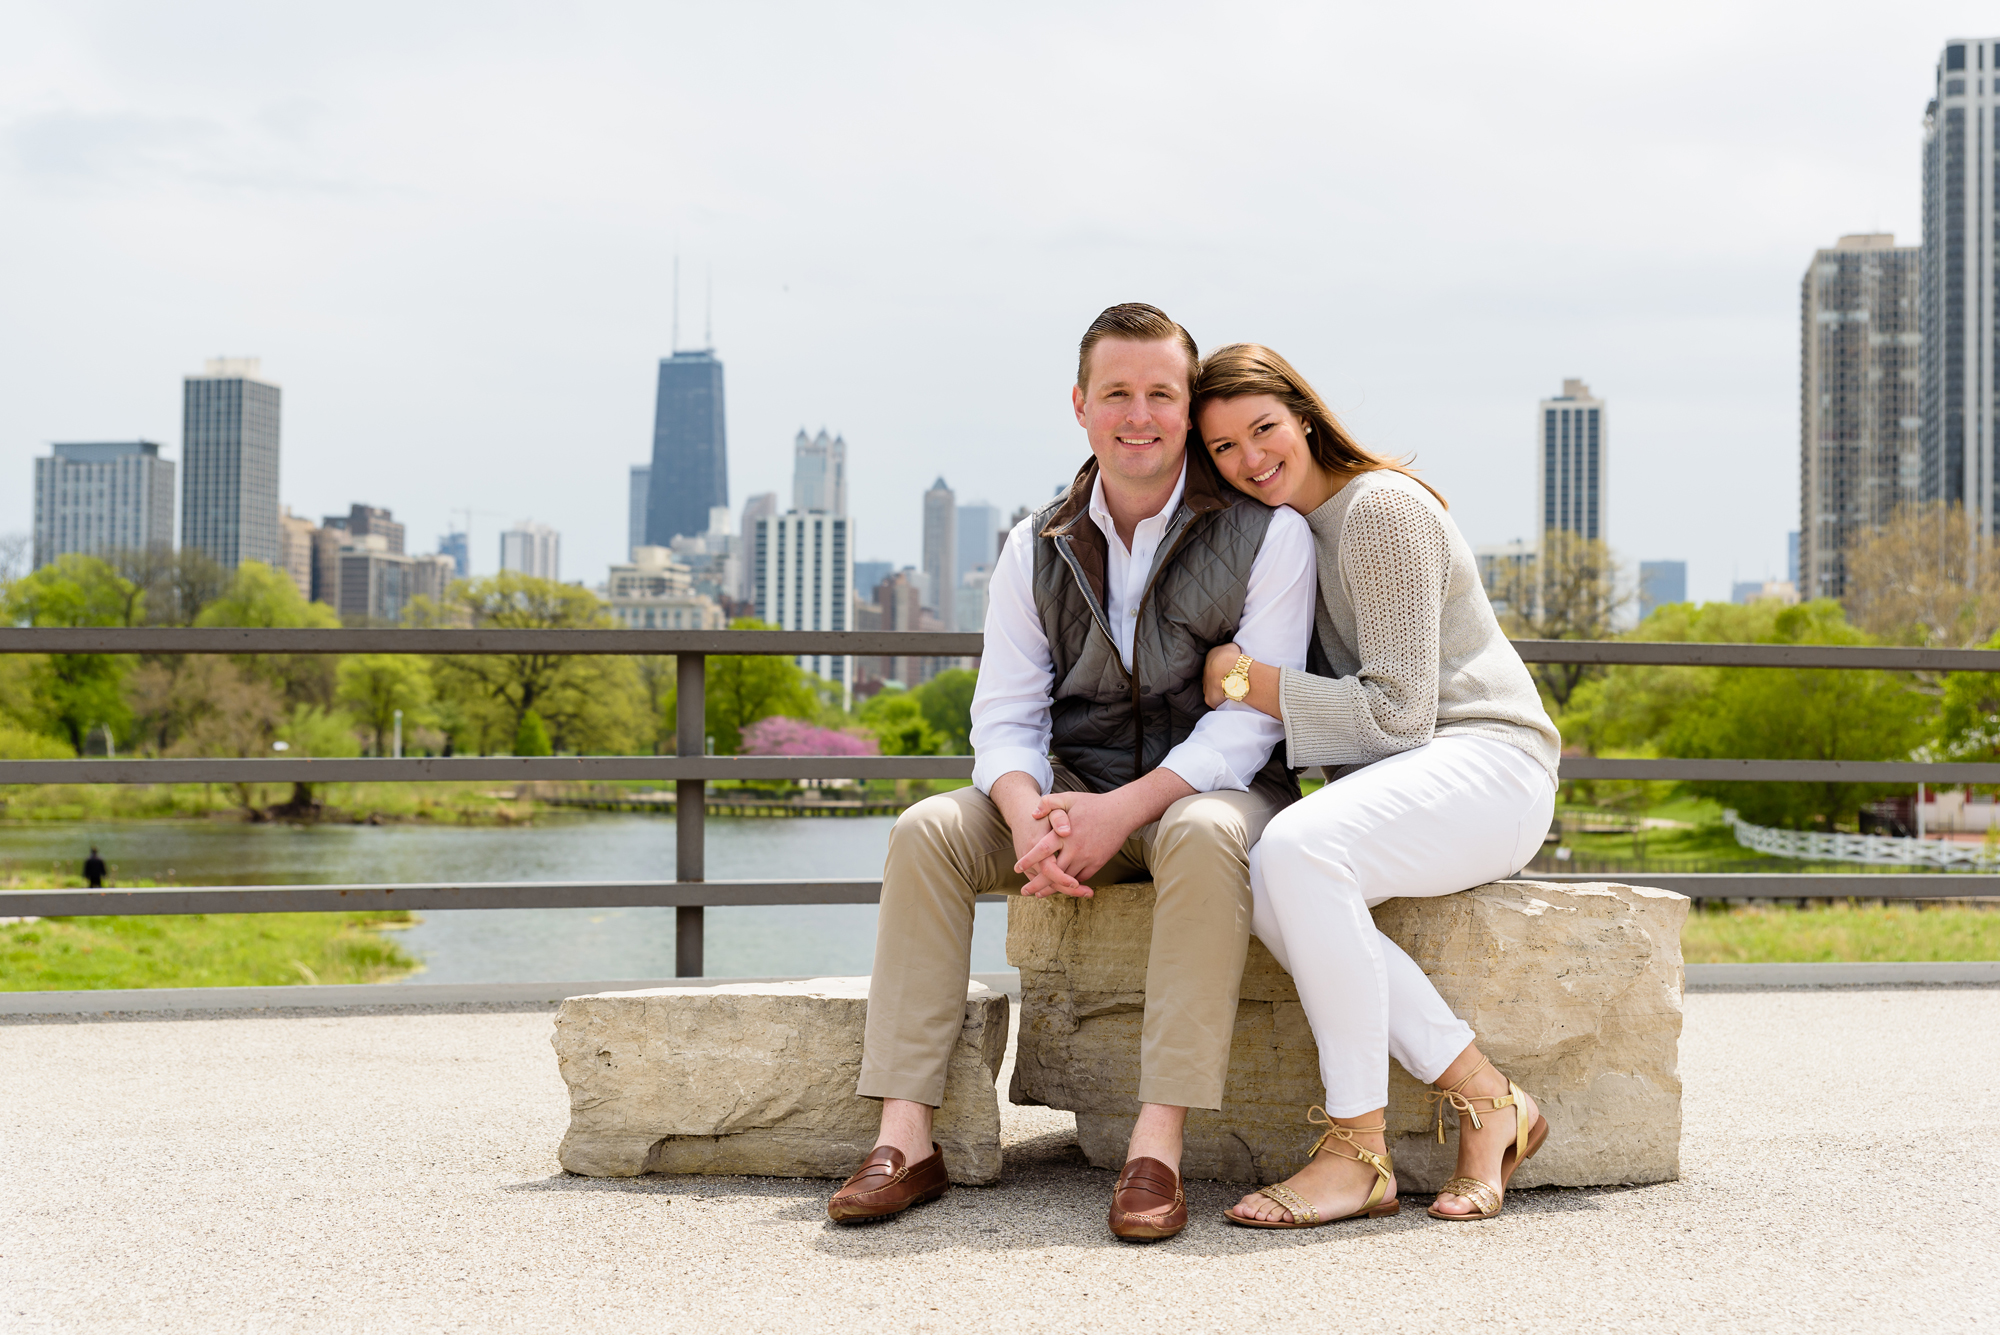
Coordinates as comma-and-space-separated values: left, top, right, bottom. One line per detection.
2, 628, 1995, 975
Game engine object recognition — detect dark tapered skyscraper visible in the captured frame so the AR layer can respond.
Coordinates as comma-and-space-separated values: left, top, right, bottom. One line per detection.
646, 349, 728, 547
1920, 37, 2000, 529
182, 357, 281, 570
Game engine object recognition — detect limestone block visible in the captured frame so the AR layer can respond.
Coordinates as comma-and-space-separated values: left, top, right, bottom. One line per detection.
553, 977, 1009, 1185
1008, 879, 1685, 1191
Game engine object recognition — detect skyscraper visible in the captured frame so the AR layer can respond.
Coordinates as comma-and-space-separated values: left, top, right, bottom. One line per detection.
645, 350, 727, 547
752, 511, 853, 695
500, 521, 561, 582
792, 429, 848, 515
1800, 234, 1920, 599
32, 441, 175, 570
181, 357, 281, 570
1920, 37, 2000, 533
628, 465, 650, 556
1637, 561, 1686, 622
922, 477, 957, 627
956, 501, 1000, 578
1536, 379, 1606, 547
279, 508, 316, 598
438, 531, 469, 579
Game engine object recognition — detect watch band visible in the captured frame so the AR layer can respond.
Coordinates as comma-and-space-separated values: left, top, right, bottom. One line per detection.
1223, 653, 1254, 700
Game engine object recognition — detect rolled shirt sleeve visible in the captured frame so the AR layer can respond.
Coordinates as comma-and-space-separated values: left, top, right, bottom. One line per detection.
1156, 505, 1317, 792
968, 515, 1056, 795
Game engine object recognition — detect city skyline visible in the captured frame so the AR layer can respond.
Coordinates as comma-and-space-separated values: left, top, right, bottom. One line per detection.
7, 8, 1988, 600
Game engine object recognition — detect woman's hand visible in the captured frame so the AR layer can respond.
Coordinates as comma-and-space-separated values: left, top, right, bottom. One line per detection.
1203, 642, 1245, 709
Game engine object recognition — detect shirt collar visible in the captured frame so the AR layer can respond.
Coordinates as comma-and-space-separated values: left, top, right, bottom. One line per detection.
1087, 460, 1188, 538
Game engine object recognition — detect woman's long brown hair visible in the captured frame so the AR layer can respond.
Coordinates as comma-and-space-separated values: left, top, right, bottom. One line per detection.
1192, 343, 1446, 508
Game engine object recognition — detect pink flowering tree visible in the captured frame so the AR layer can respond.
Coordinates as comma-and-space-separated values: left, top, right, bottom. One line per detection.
738, 716, 879, 757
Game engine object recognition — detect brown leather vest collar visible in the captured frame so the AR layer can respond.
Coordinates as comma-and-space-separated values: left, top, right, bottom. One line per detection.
1038, 454, 1232, 607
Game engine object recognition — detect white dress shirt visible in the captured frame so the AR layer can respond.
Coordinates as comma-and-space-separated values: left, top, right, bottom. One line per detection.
969, 462, 1317, 796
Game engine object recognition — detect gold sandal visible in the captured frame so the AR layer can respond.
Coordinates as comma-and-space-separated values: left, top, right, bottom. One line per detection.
1423, 1055, 1549, 1221
1224, 1107, 1400, 1229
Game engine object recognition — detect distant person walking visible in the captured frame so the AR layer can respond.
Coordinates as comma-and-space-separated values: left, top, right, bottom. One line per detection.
83, 848, 107, 889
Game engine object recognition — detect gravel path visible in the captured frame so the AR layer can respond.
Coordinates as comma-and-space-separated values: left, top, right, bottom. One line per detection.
3, 989, 1996, 1333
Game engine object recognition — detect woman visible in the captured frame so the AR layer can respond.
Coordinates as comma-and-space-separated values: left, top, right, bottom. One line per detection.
1193, 344, 1561, 1227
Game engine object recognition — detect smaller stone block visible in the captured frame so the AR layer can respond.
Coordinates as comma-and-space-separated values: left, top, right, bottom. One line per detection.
552, 977, 1009, 1185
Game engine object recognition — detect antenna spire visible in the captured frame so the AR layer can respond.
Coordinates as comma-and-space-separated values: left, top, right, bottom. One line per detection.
705, 265, 713, 349
672, 254, 681, 352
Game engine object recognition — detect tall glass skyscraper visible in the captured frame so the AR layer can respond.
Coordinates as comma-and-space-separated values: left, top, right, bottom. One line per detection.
1920, 37, 2000, 533
1799, 234, 1920, 599
1536, 379, 1605, 545
646, 350, 728, 547
181, 357, 281, 569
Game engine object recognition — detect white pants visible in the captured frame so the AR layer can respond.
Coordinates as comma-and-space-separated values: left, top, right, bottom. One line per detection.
1249, 735, 1556, 1117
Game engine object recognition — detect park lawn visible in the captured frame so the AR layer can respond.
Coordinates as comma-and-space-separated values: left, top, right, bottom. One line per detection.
1, 908, 419, 990
1682, 901, 2000, 963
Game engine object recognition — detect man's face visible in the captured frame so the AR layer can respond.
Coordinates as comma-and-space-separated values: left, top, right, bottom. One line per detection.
1071, 337, 1191, 491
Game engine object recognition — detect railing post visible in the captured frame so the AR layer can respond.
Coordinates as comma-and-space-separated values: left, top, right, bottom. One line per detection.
676, 652, 706, 977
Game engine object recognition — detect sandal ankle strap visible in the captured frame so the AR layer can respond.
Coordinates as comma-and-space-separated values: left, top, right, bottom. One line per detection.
1304, 1106, 1394, 1179
1423, 1055, 1520, 1144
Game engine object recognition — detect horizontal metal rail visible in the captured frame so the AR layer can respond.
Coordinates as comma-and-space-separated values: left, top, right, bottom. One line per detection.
3, 627, 1997, 671
6, 872, 1992, 919
1556, 758, 2000, 783
0, 879, 997, 917
1508, 639, 2000, 671
0, 755, 976, 784
6, 755, 1998, 786
0, 628, 985, 656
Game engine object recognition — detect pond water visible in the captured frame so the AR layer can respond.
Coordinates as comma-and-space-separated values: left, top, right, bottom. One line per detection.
0, 814, 1010, 983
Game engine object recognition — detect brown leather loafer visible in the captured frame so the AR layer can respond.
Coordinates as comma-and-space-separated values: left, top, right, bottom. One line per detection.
826, 1143, 950, 1223
1108, 1156, 1187, 1241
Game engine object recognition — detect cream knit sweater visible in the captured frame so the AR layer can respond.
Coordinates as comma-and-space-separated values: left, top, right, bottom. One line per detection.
1276, 470, 1561, 784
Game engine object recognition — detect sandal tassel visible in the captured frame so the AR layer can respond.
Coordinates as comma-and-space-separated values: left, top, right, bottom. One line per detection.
1423, 1054, 1495, 1143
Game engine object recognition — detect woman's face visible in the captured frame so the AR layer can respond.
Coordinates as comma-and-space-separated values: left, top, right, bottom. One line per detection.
1199, 394, 1323, 511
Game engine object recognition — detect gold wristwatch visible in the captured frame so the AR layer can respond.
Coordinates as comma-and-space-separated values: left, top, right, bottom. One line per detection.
1221, 653, 1254, 702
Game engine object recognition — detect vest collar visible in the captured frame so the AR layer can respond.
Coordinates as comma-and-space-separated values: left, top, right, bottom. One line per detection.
1041, 451, 1232, 540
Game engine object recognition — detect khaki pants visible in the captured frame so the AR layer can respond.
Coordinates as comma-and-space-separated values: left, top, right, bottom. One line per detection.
858, 783, 1280, 1111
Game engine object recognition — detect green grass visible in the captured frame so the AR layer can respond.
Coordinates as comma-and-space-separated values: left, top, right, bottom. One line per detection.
0, 874, 419, 990
1682, 901, 2000, 963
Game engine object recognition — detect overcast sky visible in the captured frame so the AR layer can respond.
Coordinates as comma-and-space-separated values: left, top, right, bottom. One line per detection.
2, 1, 1989, 602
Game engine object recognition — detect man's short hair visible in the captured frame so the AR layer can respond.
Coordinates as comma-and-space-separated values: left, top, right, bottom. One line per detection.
1076, 303, 1200, 393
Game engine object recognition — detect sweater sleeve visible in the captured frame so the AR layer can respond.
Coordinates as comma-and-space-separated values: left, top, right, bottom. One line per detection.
1277, 486, 1451, 767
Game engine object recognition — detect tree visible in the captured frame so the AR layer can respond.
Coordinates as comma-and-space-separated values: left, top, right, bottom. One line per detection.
1844, 502, 2000, 648
667, 619, 821, 755
336, 654, 432, 756
416, 573, 648, 754
195, 561, 342, 709
1564, 600, 1928, 829
739, 717, 877, 756
125, 654, 288, 811
514, 709, 552, 756
913, 668, 977, 753
1, 555, 138, 752
859, 689, 945, 756
1490, 530, 1628, 710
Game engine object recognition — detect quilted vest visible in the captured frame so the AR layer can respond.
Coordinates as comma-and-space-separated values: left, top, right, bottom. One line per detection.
1029, 458, 1300, 808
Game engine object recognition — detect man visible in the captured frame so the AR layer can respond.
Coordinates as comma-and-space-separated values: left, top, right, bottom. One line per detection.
829, 303, 1315, 1240
83, 847, 106, 889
